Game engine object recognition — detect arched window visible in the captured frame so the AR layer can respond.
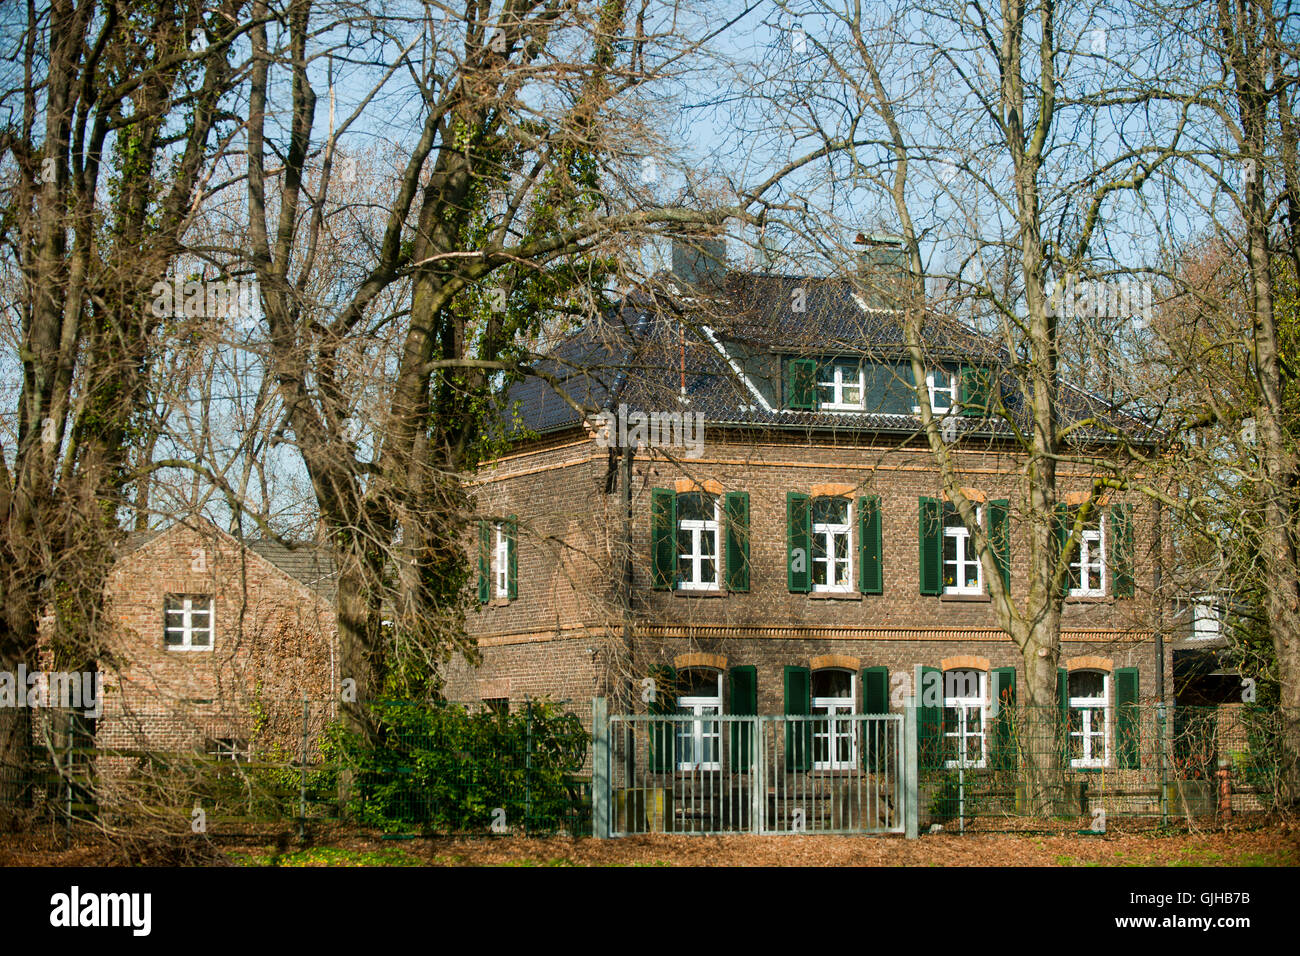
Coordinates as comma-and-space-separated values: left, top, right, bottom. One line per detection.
1067, 670, 1110, 768
676, 492, 721, 591
675, 669, 722, 771
812, 497, 853, 592
942, 505, 984, 595
811, 669, 857, 769
943, 668, 988, 768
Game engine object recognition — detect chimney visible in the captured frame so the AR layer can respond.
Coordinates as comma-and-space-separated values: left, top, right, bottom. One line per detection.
854, 234, 911, 309
671, 234, 727, 287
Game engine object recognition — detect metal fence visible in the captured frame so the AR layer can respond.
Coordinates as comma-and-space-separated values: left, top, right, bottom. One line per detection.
6, 698, 592, 839
916, 703, 1289, 832
603, 712, 905, 835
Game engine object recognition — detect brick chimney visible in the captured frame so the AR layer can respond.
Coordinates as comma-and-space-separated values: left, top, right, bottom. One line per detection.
854, 234, 911, 309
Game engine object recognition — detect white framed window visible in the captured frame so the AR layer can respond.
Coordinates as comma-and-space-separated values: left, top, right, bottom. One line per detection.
206, 737, 248, 762
817, 361, 866, 410
493, 523, 509, 598
812, 669, 857, 770
1069, 512, 1106, 597
812, 496, 853, 592
676, 492, 721, 590
675, 670, 722, 771
943, 669, 987, 768
1067, 670, 1110, 768
1191, 595, 1222, 639
914, 369, 958, 414
943, 504, 984, 595
165, 594, 213, 651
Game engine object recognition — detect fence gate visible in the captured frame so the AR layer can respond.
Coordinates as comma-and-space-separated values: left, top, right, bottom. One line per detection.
600, 712, 906, 836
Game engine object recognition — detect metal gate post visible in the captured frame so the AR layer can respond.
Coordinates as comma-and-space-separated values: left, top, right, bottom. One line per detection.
592, 697, 610, 838
903, 703, 918, 839
750, 716, 762, 835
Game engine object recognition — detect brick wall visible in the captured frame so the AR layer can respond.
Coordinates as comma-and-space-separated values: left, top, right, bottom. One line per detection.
93, 521, 337, 756
450, 425, 1169, 716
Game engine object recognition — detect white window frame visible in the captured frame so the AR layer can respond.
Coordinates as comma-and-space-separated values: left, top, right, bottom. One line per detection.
1069, 514, 1106, 597
165, 594, 214, 651
1068, 671, 1110, 769
812, 496, 854, 593
1190, 596, 1222, 640
943, 505, 984, 595
676, 671, 722, 772
914, 369, 958, 415
812, 670, 858, 770
944, 669, 988, 769
493, 522, 509, 598
676, 493, 721, 591
817, 361, 866, 411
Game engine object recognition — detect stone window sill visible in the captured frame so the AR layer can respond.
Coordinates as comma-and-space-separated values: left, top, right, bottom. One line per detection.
810, 591, 863, 601
941, 592, 991, 603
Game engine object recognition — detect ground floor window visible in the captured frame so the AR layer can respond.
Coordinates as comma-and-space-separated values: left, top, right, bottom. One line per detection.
943, 669, 987, 768
676, 670, 722, 771
812, 669, 857, 769
1067, 670, 1109, 768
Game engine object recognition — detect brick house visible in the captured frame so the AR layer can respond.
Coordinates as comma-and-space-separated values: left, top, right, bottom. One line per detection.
74, 518, 338, 761
446, 238, 1168, 785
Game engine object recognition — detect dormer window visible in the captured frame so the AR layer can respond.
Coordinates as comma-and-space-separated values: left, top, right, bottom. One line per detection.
914, 369, 959, 415
817, 361, 865, 410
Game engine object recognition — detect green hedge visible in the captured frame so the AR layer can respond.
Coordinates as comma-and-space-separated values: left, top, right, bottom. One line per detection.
345, 700, 589, 834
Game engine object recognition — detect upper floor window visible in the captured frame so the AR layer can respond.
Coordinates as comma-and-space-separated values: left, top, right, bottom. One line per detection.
1068, 511, 1106, 597
943, 504, 983, 595
925, 369, 958, 414
943, 669, 987, 769
811, 669, 857, 769
1067, 670, 1109, 768
477, 518, 517, 603
494, 523, 510, 598
817, 361, 865, 410
676, 492, 721, 591
812, 496, 853, 592
652, 487, 750, 592
165, 594, 213, 651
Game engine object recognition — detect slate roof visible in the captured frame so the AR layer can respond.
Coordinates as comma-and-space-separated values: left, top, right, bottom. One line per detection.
501, 270, 1158, 445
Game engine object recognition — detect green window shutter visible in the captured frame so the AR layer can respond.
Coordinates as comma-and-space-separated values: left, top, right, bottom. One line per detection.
783, 665, 812, 772
917, 665, 943, 770
785, 357, 818, 410
786, 492, 812, 593
991, 667, 1017, 770
1115, 667, 1140, 769
724, 491, 751, 592
1111, 503, 1135, 598
728, 665, 758, 772
650, 488, 676, 590
1054, 503, 1072, 598
857, 495, 883, 594
918, 497, 942, 595
477, 520, 490, 604
506, 515, 518, 600
960, 365, 994, 417
648, 665, 678, 773
861, 666, 889, 771
988, 499, 1010, 595
861, 666, 889, 714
